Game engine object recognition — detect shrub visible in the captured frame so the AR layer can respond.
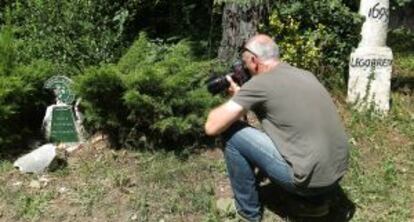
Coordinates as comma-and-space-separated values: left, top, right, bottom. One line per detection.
0, 76, 30, 147
74, 65, 128, 143
0, 24, 15, 76
75, 34, 221, 149
0, 25, 58, 150
388, 27, 414, 53
264, 0, 362, 89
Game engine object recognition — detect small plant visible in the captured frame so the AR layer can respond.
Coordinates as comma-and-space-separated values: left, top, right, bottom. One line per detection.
15, 192, 54, 220
0, 160, 13, 173
74, 184, 106, 216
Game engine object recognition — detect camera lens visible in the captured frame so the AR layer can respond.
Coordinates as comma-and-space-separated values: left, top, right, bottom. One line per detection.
207, 76, 230, 95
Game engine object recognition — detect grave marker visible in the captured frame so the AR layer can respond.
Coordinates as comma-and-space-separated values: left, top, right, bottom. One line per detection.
347, 0, 393, 114
43, 76, 83, 144
50, 106, 79, 143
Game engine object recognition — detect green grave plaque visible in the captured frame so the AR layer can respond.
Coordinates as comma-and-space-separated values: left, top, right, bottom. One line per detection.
44, 76, 75, 105
50, 106, 79, 143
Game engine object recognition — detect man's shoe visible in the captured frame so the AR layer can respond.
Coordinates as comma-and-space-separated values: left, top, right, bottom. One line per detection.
223, 209, 262, 222
218, 198, 261, 222
236, 210, 261, 222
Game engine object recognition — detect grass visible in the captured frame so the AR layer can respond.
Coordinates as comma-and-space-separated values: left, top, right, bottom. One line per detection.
338, 50, 413, 222
15, 191, 54, 220
342, 110, 413, 221
0, 147, 225, 221
0, 51, 412, 221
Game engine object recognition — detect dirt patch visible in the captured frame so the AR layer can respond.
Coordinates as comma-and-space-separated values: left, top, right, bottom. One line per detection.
201, 147, 223, 160
201, 148, 233, 199
214, 176, 233, 199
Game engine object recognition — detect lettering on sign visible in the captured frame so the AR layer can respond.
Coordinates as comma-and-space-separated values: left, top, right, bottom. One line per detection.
50, 106, 79, 143
368, 3, 389, 22
350, 58, 393, 68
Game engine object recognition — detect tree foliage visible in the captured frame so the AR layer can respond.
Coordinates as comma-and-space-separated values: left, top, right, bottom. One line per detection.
6, 0, 143, 69
214, 0, 269, 6
391, 0, 412, 9
264, 0, 362, 88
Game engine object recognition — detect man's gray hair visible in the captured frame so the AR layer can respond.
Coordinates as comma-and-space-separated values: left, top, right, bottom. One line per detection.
246, 40, 280, 61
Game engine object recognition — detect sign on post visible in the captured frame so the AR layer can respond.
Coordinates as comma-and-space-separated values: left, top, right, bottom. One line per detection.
347, 0, 393, 114
50, 106, 79, 143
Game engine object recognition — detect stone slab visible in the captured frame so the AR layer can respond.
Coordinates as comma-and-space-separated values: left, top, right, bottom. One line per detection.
347, 47, 393, 113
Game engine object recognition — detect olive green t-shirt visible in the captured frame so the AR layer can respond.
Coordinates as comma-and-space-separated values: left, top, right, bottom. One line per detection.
232, 63, 349, 188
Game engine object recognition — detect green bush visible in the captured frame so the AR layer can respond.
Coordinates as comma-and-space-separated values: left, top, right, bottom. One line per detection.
388, 27, 414, 53
2, 0, 221, 68
264, 0, 362, 89
5, 0, 141, 68
0, 76, 29, 147
74, 65, 128, 143
75, 34, 221, 149
0, 24, 15, 76
0, 26, 57, 149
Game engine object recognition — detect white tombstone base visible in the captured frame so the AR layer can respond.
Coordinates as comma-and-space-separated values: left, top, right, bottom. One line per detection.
347, 47, 393, 113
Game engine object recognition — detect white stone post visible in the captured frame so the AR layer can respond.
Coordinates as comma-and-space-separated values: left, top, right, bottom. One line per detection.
347, 0, 393, 114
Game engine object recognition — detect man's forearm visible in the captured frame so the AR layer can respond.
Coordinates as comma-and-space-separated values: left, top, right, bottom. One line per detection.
204, 100, 245, 136
205, 104, 232, 136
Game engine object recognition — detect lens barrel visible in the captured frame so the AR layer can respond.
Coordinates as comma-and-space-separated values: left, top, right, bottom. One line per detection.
206, 60, 251, 95
206, 76, 230, 95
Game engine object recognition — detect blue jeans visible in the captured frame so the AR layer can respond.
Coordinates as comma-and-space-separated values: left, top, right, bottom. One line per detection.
222, 122, 336, 221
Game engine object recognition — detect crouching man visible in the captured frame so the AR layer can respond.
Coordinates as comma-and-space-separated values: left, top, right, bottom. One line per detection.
205, 34, 349, 222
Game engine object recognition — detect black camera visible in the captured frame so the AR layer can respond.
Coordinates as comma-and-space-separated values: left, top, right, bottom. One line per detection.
207, 60, 251, 95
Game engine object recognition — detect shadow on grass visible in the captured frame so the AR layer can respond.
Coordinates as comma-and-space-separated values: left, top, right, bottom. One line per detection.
259, 183, 355, 222
48, 157, 69, 172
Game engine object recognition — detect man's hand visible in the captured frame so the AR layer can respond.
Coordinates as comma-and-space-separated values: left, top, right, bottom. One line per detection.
226, 75, 240, 96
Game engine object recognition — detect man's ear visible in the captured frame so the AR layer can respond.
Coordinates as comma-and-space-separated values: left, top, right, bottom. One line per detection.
251, 56, 259, 72
251, 55, 256, 63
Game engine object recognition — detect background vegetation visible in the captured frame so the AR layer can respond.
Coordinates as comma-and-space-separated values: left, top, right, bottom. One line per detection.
0, 0, 411, 151
265, 0, 362, 89
0, 0, 413, 221
0, 0, 221, 151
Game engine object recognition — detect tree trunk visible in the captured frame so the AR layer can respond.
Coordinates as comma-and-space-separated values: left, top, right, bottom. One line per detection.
217, 2, 267, 63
